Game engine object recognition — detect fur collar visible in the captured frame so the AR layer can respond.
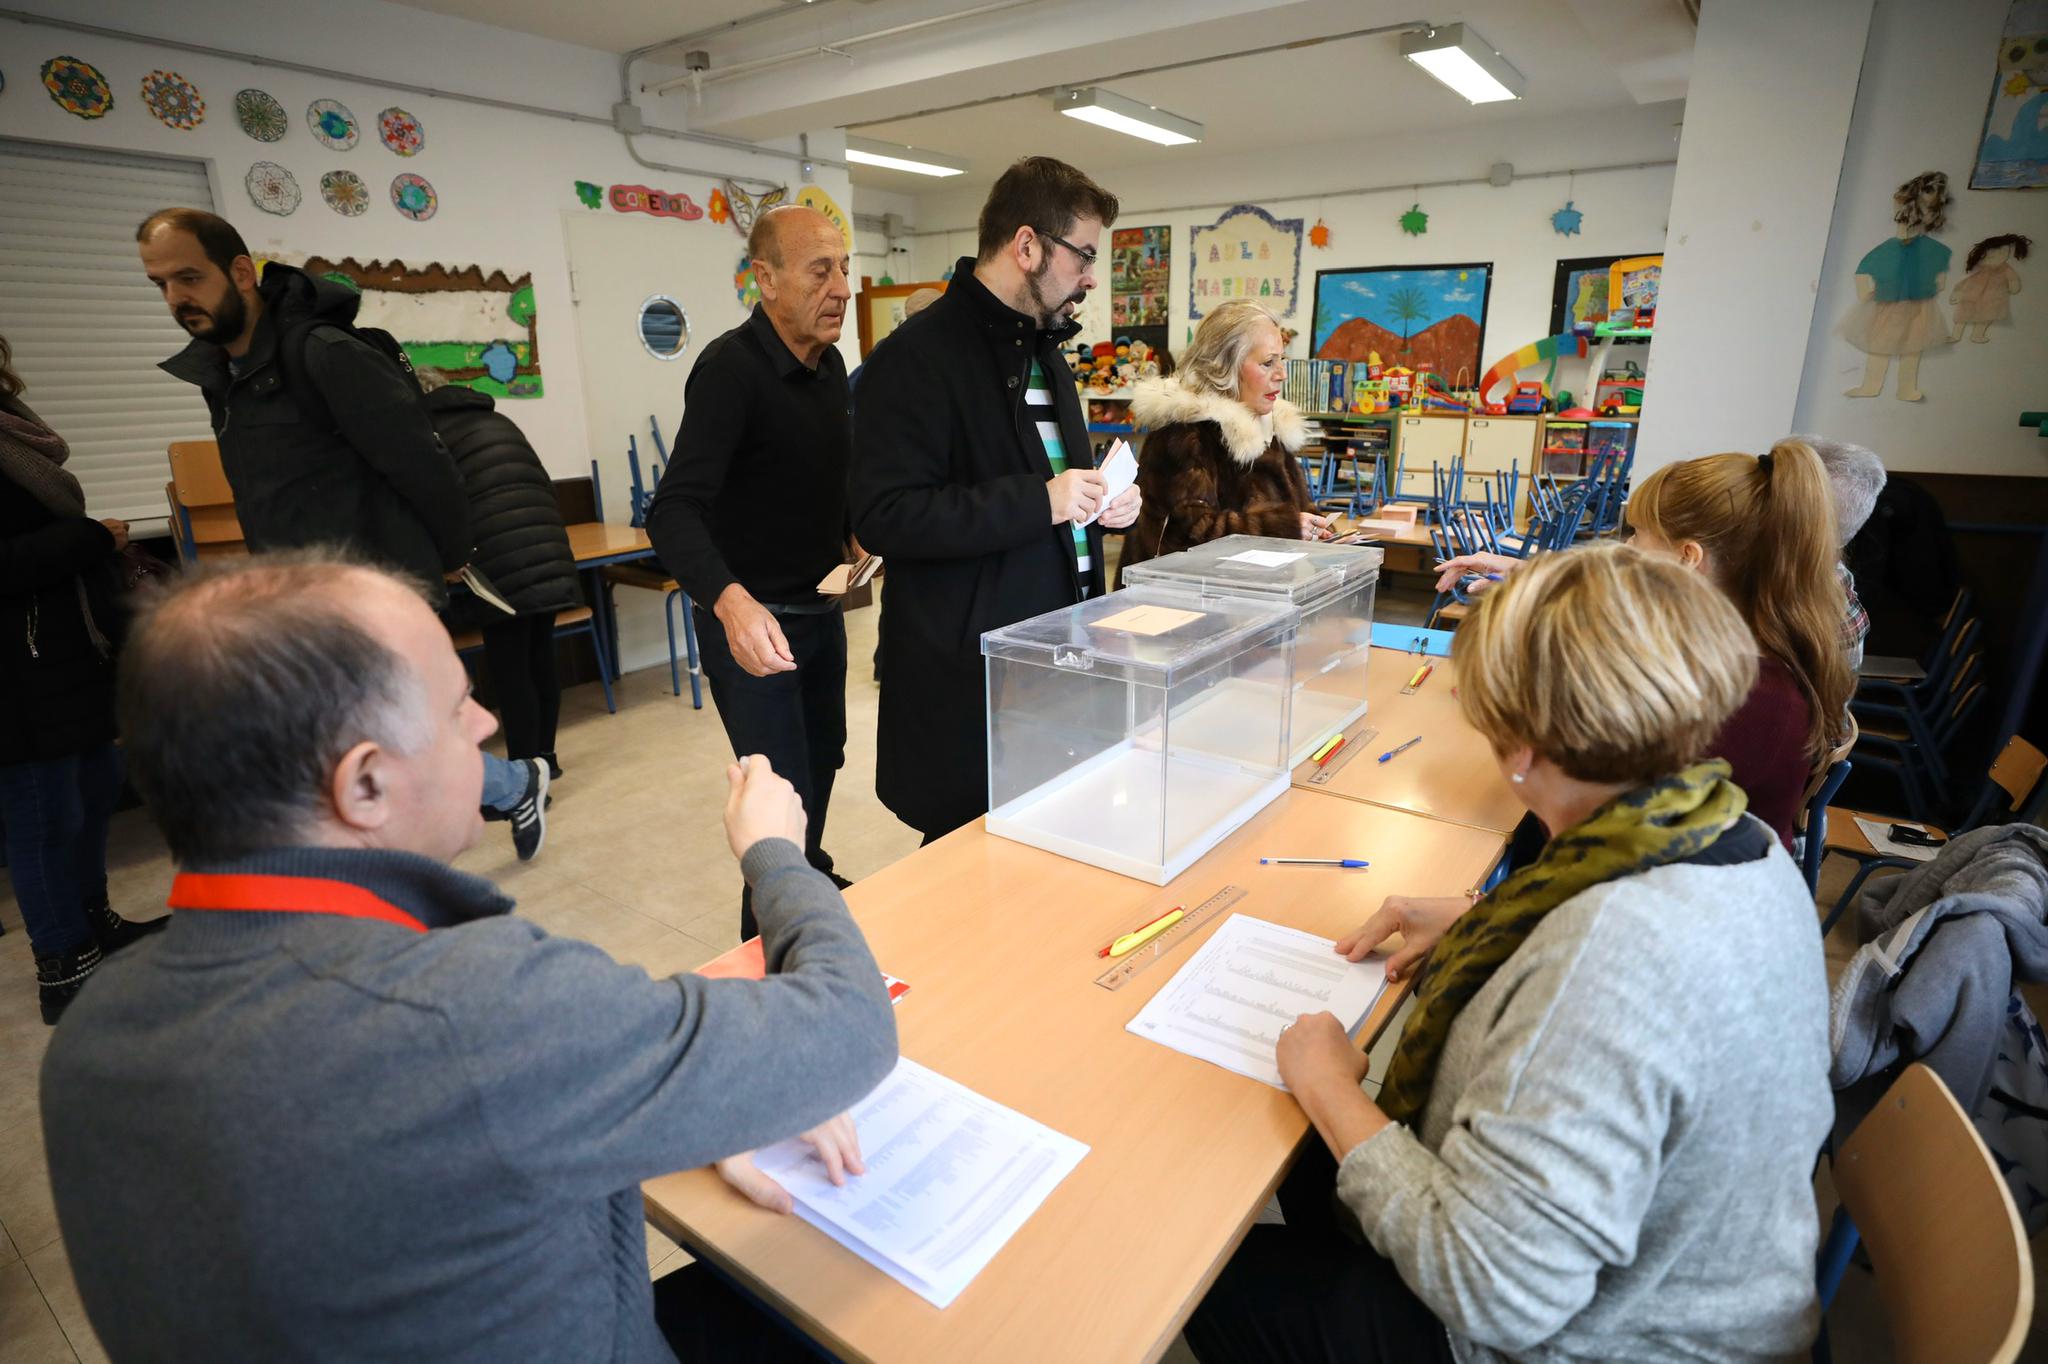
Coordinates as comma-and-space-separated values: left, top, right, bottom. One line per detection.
1130, 376, 1306, 466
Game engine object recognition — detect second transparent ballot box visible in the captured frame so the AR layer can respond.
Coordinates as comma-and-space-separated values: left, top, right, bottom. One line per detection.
1121, 536, 1383, 765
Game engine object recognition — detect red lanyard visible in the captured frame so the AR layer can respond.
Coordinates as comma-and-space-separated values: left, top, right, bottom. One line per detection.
167, 873, 429, 934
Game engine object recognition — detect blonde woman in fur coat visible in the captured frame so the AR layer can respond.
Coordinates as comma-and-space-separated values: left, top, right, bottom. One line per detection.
1117, 300, 1328, 585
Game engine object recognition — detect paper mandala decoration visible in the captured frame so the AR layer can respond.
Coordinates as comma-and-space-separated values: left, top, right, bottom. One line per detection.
391, 172, 438, 221
42, 56, 113, 120
235, 88, 288, 142
245, 161, 302, 216
378, 107, 425, 157
320, 170, 369, 217
140, 70, 204, 129
1551, 200, 1584, 237
307, 98, 359, 151
1308, 219, 1332, 250
1398, 203, 1429, 237
734, 252, 760, 309
574, 181, 602, 209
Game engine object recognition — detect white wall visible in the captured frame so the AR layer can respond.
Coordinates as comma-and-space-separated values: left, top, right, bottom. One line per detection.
1791, 0, 2048, 476
900, 103, 1679, 393
1633, 0, 1876, 473
0, 0, 859, 478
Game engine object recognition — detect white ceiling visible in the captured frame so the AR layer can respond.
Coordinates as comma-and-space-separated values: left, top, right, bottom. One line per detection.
381, 0, 1695, 198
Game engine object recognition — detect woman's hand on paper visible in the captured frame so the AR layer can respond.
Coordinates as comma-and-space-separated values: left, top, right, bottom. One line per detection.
1335, 894, 1476, 983
1299, 512, 1333, 541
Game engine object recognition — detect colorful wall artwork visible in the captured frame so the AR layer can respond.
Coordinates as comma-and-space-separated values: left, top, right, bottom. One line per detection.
1189, 205, 1304, 320
378, 107, 425, 157
42, 56, 113, 119
244, 161, 302, 216
610, 183, 704, 220
140, 70, 205, 130
235, 88, 288, 141
298, 256, 544, 400
1111, 226, 1170, 327
796, 185, 854, 252
307, 98, 359, 150
1548, 253, 1648, 336
723, 182, 789, 237
1311, 262, 1493, 382
1971, 3, 2048, 189
390, 173, 438, 222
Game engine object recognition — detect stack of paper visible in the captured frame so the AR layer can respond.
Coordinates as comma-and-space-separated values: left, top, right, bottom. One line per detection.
817, 552, 882, 596
752, 1058, 1088, 1308
1126, 914, 1387, 1090
1851, 816, 1945, 863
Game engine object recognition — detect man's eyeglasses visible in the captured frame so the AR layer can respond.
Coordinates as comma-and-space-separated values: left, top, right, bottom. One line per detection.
1038, 231, 1097, 269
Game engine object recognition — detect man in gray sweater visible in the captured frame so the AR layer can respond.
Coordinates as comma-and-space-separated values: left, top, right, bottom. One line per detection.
40, 552, 898, 1362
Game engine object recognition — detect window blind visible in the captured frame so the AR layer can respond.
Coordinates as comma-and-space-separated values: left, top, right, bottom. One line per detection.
0, 137, 219, 531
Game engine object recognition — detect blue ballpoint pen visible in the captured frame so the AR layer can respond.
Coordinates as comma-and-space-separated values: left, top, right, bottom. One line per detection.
1378, 736, 1424, 763
1260, 857, 1371, 868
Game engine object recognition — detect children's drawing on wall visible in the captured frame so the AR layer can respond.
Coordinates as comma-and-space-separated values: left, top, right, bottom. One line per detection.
1951, 233, 2031, 342
1311, 262, 1492, 379
1841, 171, 1953, 402
1970, 3, 2048, 189
298, 256, 544, 399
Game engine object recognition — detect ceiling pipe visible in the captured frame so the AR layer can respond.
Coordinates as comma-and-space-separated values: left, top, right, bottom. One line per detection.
650, 0, 1045, 95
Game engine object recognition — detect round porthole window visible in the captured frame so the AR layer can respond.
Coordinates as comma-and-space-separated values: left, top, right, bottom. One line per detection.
638, 295, 690, 361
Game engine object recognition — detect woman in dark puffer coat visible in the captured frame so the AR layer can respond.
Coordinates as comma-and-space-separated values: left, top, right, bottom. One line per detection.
423, 378, 581, 779
0, 334, 166, 1023
1117, 300, 1328, 584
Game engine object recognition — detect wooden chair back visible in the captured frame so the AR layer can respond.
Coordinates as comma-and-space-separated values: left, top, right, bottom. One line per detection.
1834, 1063, 2032, 1364
1988, 735, 2048, 814
167, 440, 245, 558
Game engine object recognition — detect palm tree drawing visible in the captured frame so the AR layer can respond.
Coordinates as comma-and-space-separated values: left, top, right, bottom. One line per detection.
1387, 286, 1429, 351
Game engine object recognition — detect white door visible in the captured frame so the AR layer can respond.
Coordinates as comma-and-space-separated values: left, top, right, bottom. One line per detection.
563, 212, 752, 523
563, 212, 753, 674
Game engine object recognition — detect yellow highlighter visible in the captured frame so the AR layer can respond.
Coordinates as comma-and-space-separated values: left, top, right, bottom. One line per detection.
1109, 909, 1184, 958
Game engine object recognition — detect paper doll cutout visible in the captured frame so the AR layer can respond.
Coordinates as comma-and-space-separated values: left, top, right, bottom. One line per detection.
1950, 233, 2031, 342
1842, 171, 1954, 402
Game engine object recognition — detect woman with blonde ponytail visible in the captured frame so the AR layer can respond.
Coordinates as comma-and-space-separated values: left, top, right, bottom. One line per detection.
1624, 438, 1855, 845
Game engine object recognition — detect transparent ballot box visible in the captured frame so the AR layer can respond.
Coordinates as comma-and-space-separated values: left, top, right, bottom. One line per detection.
1121, 536, 1383, 765
982, 588, 1299, 884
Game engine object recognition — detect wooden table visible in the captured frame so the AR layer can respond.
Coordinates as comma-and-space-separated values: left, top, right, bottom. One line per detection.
1293, 647, 1527, 835
643, 790, 1504, 1363
564, 521, 658, 676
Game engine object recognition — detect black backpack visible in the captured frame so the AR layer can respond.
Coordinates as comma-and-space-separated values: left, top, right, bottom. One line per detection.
272, 314, 445, 441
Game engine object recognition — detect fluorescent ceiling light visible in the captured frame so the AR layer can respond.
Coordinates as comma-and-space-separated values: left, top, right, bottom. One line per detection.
1053, 87, 1203, 146
1400, 24, 1524, 104
844, 136, 968, 177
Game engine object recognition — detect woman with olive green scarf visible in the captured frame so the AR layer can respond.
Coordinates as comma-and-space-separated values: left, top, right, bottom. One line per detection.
1186, 544, 1833, 1364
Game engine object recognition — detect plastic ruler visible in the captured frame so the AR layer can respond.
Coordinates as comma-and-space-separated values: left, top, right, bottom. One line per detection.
1303, 725, 1379, 785
1094, 884, 1249, 991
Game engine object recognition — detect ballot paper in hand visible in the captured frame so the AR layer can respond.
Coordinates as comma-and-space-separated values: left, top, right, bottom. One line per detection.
1127, 914, 1387, 1091
751, 1058, 1088, 1309
1083, 438, 1139, 526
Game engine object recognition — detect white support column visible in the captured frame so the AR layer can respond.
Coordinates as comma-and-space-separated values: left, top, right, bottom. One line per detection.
1634, 0, 1876, 473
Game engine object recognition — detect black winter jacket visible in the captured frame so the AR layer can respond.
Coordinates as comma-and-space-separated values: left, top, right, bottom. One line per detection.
849, 259, 1102, 838
423, 387, 579, 626
158, 264, 471, 600
0, 398, 120, 764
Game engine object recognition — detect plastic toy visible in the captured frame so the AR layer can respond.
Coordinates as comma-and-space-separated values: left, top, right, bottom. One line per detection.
1477, 332, 1590, 411
1506, 380, 1549, 414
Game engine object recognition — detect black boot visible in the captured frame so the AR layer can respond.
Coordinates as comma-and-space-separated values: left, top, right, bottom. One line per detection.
540, 752, 563, 781
37, 942, 103, 1026
90, 901, 170, 958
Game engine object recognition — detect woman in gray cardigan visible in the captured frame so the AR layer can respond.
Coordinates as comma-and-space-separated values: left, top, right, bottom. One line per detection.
1187, 543, 1833, 1363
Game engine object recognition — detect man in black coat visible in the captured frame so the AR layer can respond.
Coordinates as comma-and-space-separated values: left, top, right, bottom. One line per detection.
142, 210, 550, 860
851, 158, 1142, 843
142, 210, 471, 598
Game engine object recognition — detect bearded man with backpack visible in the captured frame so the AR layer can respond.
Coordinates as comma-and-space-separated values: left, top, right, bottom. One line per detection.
140, 208, 552, 859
